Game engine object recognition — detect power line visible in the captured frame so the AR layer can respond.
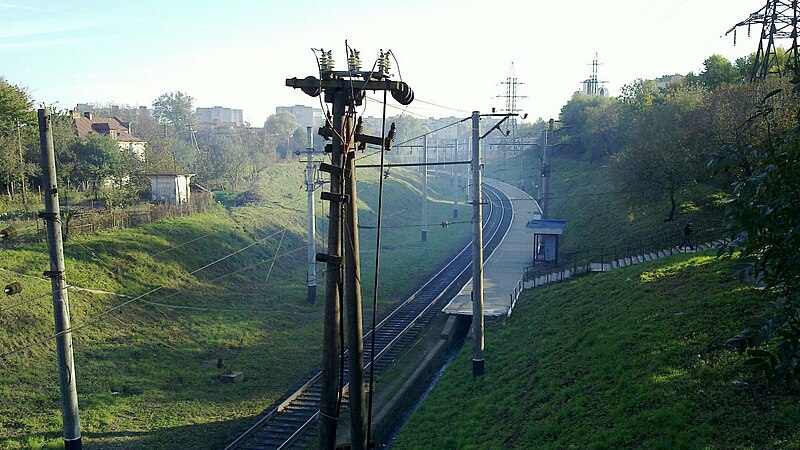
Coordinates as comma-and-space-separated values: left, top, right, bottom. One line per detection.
0, 227, 291, 361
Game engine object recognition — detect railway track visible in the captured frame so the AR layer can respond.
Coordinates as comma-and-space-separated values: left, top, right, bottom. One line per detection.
224, 181, 514, 450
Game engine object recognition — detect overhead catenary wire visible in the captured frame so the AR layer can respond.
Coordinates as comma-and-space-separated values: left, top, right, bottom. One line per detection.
366, 89, 389, 448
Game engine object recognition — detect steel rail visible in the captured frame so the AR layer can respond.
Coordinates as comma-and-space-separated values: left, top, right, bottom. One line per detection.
224, 182, 512, 450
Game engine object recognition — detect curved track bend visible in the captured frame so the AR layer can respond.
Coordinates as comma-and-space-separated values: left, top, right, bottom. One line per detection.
224, 181, 513, 450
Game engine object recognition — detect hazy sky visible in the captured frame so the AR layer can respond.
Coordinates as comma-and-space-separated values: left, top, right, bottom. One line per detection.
1, 0, 765, 125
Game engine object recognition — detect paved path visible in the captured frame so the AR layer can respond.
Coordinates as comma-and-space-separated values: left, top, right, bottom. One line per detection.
442, 178, 540, 317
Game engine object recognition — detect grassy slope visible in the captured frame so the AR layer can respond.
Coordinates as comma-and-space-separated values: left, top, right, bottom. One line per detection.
0, 160, 470, 449
485, 152, 726, 253
394, 254, 799, 449
392, 155, 798, 448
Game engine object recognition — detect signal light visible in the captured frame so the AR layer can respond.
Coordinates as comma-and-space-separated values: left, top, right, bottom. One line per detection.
4, 282, 22, 296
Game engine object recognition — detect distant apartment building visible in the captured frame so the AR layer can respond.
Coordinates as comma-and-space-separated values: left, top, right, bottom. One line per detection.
275, 105, 323, 131
197, 106, 244, 128
655, 74, 685, 89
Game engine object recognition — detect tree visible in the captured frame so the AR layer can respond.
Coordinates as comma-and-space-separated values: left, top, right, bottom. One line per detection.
69, 134, 121, 200
722, 83, 800, 388
264, 112, 300, 160
698, 54, 740, 89
610, 86, 708, 221
390, 114, 429, 148
264, 112, 299, 137
195, 127, 250, 190
558, 92, 616, 162
0, 77, 35, 197
152, 91, 195, 137
238, 125, 278, 178
0, 77, 34, 133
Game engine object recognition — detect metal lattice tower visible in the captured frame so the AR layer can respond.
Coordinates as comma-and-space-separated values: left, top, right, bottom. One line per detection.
727, 0, 800, 81
497, 62, 527, 136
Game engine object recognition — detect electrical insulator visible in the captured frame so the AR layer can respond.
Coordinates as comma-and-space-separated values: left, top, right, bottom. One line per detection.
384, 122, 397, 150
348, 49, 361, 72
378, 50, 391, 77
326, 50, 334, 72
4, 282, 22, 296
319, 48, 335, 72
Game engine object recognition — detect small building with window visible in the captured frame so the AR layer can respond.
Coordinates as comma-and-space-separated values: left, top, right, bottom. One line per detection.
527, 218, 566, 262
148, 173, 195, 205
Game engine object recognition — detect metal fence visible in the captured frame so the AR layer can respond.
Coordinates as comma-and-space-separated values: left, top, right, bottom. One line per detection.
523, 226, 723, 285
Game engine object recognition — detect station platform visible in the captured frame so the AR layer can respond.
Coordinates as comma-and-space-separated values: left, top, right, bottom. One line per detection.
442, 178, 540, 317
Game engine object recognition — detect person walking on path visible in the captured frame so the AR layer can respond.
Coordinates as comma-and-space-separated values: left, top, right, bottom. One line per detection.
680, 222, 694, 251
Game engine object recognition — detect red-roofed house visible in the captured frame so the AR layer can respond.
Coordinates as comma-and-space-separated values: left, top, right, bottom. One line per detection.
71, 110, 147, 160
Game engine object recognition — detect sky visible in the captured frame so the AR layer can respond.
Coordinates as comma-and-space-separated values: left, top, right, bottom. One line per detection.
0, 0, 767, 126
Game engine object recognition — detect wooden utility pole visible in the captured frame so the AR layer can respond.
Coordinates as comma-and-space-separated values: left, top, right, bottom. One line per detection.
344, 130, 367, 450
471, 111, 485, 378
39, 108, 82, 450
319, 91, 346, 450
287, 53, 414, 449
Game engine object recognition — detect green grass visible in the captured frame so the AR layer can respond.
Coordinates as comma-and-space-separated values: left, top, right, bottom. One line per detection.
394, 254, 800, 449
0, 161, 471, 449
484, 152, 726, 253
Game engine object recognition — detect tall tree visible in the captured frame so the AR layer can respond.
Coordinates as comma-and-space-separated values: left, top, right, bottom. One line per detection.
68, 134, 122, 200
699, 54, 739, 89
722, 82, 800, 388
152, 91, 195, 137
558, 92, 616, 161
264, 112, 300, 160
0, 77, 35, 197
610, 86, 708, 221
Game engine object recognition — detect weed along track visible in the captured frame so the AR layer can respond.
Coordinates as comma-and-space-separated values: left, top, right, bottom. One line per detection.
223, 182, 513, 450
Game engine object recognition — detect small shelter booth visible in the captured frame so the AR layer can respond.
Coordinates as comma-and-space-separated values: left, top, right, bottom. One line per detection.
148, 173, 195, 205
526, 219, 566, 262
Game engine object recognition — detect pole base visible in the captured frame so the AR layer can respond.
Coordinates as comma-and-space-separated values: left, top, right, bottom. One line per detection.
453, 209, 458, 219
308, 284, 316, 304
65, 437, 82, 450
421, 230, 427, 242
472, 359, 484, 378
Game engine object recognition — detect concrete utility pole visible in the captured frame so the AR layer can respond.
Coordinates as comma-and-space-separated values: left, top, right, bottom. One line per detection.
421, 134, 428, 242
541, 119, 554, 219
287, 53, 414, 449
466, 136, 472, 203
38, 109, 82, 450
298, 126, 319, 304
452, 138, 458, 219
471, 111, 485, 378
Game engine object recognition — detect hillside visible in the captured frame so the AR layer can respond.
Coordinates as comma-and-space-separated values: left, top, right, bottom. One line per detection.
0, 160, 471, 449
394, 253, 800, 448
484, 152, 726, 253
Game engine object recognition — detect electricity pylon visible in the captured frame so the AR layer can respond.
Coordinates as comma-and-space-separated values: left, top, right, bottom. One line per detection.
727, 0, 800, 80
